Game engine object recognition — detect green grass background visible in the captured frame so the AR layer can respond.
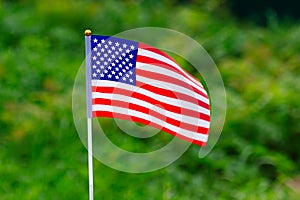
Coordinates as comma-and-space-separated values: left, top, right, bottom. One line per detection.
1, 0, 300, 199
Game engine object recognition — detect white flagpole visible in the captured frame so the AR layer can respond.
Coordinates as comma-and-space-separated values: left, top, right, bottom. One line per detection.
84, 29, 94, 200
87, 117, 93, 200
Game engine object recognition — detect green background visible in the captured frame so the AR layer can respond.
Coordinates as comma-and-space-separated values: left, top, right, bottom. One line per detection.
1, 0, 300, 199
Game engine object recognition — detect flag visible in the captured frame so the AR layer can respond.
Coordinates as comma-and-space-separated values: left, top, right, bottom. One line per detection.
88, 35, 210, 146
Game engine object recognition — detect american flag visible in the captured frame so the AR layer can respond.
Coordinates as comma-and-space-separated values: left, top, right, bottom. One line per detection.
89, 35, 210, 146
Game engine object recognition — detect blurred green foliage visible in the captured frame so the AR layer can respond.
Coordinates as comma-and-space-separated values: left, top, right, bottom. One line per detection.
0, 0, 300, 199
226, 0, 300, 25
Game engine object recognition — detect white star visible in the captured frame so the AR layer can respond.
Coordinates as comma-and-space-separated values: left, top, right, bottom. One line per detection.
108, 58, 112, 62
108, 40, 112, 45
125, 66, 129, 70
122, 69, 126, 72
104, 61, 108, 66
119, 72, 123, 76
92, 65, 97, 69
101, 39, 105, 43
96, 61, 100, 65
111, 46, 115, 50
100, 65, 104, 69
115, 42, 120, 47
129, 63, 133, 67
108, 50, 112, 54
97, 43, 101, 47
123, 44, 127, 48
129, 54, 133, 59
92, 73, 97, 77
104, 53, 108, 57
100, 57, 104, 61
97, 52, 101, 56
101, 48, 105, 52
126, 49, 130, 53
111, 55, 116, 59
129, 78, 133, 83
119, 56, 122, 60
122, 77, 126, 81
115, 76, 119, 79
125, 58, 129, 62
119, 64, 122, 68
115, 68, 119, 71
111, 63, 115, 67
115, 51, 119, 55
122, 61, 125, 65
115, 59, 119, 63
104, 70, 108, 73
126, 74, 129, 78
104, 44, 108, 49
100, 73, 104, 77
96, 69, 100, 73
130, 45, 135, 50
118, 47, 123, 52
93, 47, 97, 51
122, 53, 126, 57
93, 38, 98, 43
92, 56, 97, 60
112, 71, 115, 75
108, 74, 112, 78
129, 71, 133, 75
108, 66, 112, 70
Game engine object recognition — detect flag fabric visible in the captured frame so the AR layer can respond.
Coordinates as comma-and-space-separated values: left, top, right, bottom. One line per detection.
88, 35, 210, 146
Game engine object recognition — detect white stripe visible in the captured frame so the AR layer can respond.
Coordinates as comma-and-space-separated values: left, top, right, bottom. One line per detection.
92, 104, 209, 142
92, 92, 210, 128
137, 75, 210, 105
138, 48, 206, 93
136, 62, 208, 96
92, 80, 210, 115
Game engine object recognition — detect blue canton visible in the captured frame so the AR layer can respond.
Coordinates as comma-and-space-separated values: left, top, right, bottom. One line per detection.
91, 35, 138, 86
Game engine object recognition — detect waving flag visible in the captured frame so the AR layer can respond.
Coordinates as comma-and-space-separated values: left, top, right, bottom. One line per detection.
87, 35, 210, 146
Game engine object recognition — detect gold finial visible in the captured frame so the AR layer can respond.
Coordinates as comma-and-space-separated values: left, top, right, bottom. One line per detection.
84, 29, 92, 36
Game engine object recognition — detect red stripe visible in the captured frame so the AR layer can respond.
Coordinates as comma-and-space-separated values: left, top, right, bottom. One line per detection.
138, 44, 205, 90
93, 98, 209, 134
136, 81, 210, 112
137, 68, 208, 99
92, 86, 210, 121
139, 43, 177, 63
136, 55, 205, 94
93, 110, 207, 146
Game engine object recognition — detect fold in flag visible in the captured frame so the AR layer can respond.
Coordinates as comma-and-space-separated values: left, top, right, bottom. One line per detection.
87, 35, 210, 146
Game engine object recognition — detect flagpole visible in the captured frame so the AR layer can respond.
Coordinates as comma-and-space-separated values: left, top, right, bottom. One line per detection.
85, 29, 94, 200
